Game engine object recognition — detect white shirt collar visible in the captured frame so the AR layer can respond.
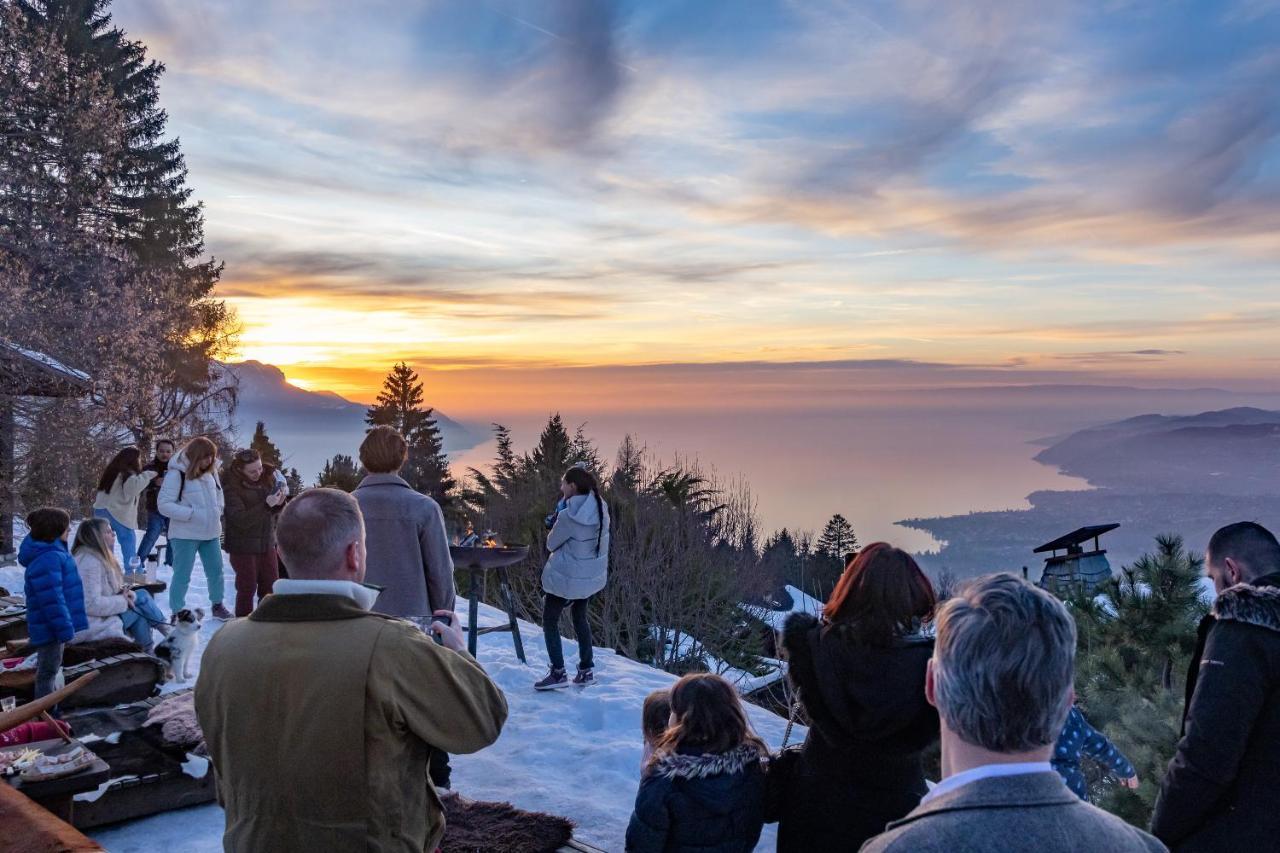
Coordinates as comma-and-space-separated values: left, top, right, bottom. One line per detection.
272, 578, 379, 611
921, 761, 1054, 804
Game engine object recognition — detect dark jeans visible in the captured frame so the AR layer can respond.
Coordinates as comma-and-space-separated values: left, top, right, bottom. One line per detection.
543, 594, 593, 671
137, 512, 173, 565
33, 642, 64, 701
229, 549, 279, 617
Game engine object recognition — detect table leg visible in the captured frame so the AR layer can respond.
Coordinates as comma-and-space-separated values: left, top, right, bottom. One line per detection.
468, 567, 479, 658
498, 567, 526, 664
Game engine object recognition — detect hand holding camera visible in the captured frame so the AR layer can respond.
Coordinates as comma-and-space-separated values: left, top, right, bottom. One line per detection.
429, 611, 465, 651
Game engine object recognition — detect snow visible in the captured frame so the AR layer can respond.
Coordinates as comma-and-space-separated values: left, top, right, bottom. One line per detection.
2, 536, 803, 852
1, 341, 92, 382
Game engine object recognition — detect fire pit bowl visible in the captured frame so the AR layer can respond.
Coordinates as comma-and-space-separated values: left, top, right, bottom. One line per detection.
450, 545, 532, 663
449, 545, 530, 570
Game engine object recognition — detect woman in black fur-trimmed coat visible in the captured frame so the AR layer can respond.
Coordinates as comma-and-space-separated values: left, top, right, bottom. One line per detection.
776, 543, 940, 853
626, 674, 768, 853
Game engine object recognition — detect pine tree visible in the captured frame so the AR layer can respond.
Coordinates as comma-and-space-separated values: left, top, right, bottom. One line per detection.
1073, 535, 1209, 825
316, 454, 361, 492
284, 467, 304, 496
530, 413, 572, 473
0, 0, 235, 452
365, 362, 454, 505
249, 420, 282, 469
817, 513, 858, 562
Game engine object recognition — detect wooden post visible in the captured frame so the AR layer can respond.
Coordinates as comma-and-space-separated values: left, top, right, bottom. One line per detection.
1, 395, 15, 557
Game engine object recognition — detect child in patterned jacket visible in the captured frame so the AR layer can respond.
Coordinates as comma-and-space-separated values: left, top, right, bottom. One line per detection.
1052, 705, 1139, 801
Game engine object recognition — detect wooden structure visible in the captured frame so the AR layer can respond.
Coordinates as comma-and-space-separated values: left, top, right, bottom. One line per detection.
451, 545, 530, 664
1035, 523, 1121, 596
0, 342, 92, 557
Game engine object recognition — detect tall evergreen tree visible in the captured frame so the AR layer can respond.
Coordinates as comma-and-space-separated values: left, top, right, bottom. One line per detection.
284, 466, 304, 496
316, 454, 361, 492
817, 513, 858, 562
0, 0, 235, 458
530, 413, 572, 473
364, 362, 454, 505
1072, 535, 1209, 825
249, 420, 282, 469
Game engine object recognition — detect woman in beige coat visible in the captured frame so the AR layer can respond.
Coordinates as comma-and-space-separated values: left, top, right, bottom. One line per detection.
92, 447, 157, 567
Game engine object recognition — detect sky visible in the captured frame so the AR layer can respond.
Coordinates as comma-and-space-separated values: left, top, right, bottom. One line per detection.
113, 0, 1280, 410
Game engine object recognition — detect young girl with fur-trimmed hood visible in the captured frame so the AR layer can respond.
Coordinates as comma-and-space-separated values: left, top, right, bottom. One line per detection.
625, 673, 769, 853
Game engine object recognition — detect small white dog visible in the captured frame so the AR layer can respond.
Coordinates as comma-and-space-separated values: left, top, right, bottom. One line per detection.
154, 608, 203, 683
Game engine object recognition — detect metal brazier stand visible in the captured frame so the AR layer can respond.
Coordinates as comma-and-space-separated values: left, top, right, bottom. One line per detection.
449, 545, 530, 664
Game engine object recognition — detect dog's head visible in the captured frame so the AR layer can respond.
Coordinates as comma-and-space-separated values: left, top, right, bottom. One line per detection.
169, 607, 204, 633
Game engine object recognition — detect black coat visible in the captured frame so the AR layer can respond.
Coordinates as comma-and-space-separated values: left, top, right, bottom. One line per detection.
776, 612, 939, 853
143, 459, 168, 515
1152, 572, 1280, 852
221, 465, 283, 554
625, 744, 767, 853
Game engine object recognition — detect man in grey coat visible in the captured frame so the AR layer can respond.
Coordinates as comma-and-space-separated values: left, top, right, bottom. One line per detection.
352, 425, 456, 618
861, 574, 1166, 853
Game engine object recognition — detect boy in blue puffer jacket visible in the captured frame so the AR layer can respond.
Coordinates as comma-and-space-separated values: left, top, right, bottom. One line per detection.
19, 508, 88, 701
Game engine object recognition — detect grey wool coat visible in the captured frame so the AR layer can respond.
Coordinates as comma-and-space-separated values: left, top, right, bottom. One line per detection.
352, 474, 456, 617
859, 772, 1167, 853
543, 493, 610, 601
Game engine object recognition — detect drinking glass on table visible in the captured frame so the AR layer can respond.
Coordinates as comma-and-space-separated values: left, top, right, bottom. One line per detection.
127, 556, 143, 582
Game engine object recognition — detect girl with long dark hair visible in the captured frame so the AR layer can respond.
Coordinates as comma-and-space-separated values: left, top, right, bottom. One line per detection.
626, 673, 769, 852
534, 465, 609, 690
92, 447, 158, 566
775, 542, 940, 851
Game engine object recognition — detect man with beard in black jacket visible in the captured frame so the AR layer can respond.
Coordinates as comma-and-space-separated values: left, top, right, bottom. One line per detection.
1152, 521, 1280, 852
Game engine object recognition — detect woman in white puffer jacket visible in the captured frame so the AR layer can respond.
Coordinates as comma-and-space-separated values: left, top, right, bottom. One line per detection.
534, 465, 610, 691
157, 436, 228, 618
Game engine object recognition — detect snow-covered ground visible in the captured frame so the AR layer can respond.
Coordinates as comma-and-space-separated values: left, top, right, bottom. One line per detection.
2, 536, 802, 852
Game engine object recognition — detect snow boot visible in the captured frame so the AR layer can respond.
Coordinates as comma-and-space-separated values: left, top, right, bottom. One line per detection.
534, 667, 570, 690
573, 667, 596, 687
211, 603, 233, 621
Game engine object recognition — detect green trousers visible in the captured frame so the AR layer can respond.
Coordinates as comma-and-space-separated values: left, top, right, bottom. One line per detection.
169, 537, 225, 611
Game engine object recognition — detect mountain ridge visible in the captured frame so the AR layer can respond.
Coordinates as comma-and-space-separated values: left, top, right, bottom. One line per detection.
220, 360, 488, 481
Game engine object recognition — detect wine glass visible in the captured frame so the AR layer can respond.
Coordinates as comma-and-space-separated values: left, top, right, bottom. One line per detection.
127, 556, 143, 582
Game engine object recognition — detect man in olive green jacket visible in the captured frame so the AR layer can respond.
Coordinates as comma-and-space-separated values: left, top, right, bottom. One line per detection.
196, 488, 508, 852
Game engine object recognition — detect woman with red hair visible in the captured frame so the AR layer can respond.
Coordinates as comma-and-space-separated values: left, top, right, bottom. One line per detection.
775, 542, 940, 852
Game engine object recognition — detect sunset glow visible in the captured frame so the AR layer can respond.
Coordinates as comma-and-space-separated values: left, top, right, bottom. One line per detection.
115, 1, 1280, 406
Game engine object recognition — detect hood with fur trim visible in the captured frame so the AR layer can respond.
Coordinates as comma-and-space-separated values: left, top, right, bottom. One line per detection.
1213, 581, 1280, 633
649, 744, 765, 781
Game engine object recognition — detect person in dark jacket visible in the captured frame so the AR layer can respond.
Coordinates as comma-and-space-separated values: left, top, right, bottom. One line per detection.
776, 542, 939, 853
137, 438, 175, 566
18, 508, 88, 700
221, 448, 285, 617
626, 673, 768, 853
1053, 705, 1138, 801
1152, 521, 1280, 852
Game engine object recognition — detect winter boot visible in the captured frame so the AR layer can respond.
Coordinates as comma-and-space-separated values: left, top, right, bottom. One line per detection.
534, 667, 570, 690
211, 603, 233, 621
573, 667, 595, 687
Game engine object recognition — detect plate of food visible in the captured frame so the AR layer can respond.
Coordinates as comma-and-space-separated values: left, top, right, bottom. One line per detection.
19, 745, 97, 782
0, 747, 42, 777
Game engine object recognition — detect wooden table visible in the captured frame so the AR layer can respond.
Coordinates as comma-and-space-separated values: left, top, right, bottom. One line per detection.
3, 738, 111, 823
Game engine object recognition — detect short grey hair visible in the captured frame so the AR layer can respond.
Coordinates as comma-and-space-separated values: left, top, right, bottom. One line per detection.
932, 573, 1076, 753
277, 488, 364, 578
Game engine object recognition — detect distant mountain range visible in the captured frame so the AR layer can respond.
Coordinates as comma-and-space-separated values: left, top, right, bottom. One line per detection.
220, 361, 488, 481
905, 406, 1280, 576
1034, 407, 1280, 496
